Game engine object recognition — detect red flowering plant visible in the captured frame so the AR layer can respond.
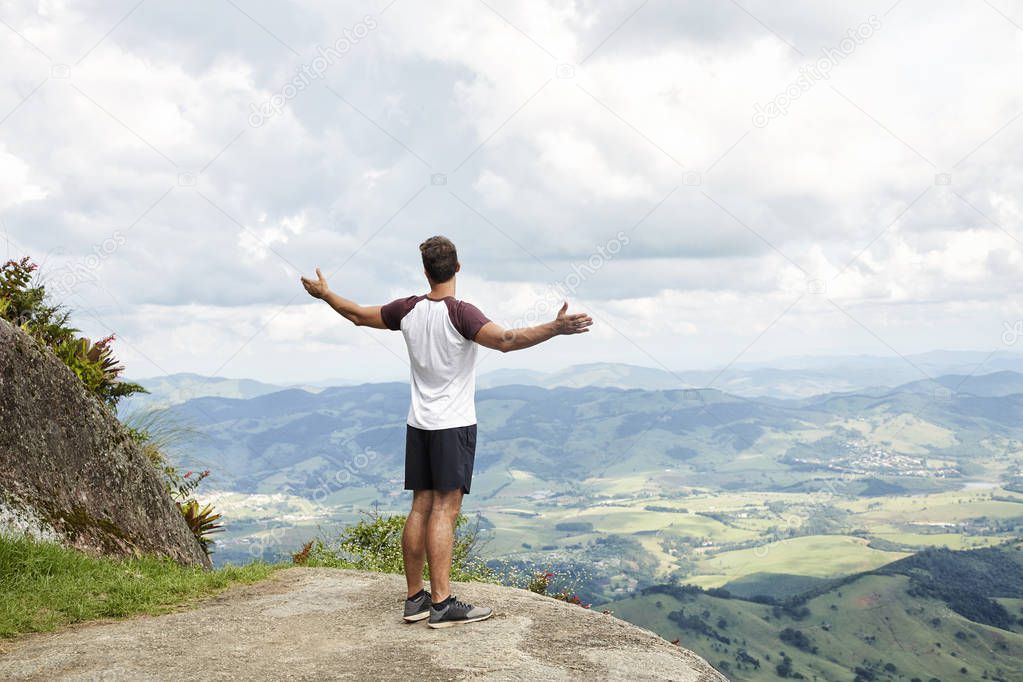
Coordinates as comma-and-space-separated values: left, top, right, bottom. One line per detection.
526, 570, 592, 609
176, 469, 212, 500
1, 257, 75, 346
2, 256, 145, 407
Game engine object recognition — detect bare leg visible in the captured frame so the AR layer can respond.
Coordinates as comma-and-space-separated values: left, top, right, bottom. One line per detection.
426, 488, 463, 603
402, 490, 433, 598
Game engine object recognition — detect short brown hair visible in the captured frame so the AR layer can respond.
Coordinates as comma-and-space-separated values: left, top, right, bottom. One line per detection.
419, 236, 458, 283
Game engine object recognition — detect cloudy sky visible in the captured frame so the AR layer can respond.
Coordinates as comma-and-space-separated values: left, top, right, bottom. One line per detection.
2, 0, 1022, 384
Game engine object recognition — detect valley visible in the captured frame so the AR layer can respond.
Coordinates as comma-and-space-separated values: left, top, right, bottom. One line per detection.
130, 365, 1023, 598
127, 361, 1023, 679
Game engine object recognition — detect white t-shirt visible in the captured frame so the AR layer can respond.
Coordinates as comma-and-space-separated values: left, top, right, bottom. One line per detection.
380, 295, 490, 430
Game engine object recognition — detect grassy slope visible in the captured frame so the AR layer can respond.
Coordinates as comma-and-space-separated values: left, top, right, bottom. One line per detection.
0, 536, 279, 638
606, 573, 1023, 681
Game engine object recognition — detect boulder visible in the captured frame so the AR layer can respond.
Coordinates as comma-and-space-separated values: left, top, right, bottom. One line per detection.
0, 318, 209, 567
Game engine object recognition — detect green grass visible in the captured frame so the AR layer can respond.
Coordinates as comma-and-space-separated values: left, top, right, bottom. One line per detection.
0, 535, 280, 638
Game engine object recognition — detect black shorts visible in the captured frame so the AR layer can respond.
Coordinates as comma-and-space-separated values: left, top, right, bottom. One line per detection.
405, 424, 477, 494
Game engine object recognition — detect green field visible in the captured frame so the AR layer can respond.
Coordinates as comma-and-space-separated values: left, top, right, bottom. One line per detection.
605, 570, 1023, 681
691, 536, 909, 588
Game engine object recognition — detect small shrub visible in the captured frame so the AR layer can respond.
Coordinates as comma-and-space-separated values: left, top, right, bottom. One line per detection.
552, 591, 590, 608
0, 257, 74, 346
308, 511, 495, 583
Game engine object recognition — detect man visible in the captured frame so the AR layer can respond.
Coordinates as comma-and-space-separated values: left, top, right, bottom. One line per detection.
301, 235, 592, 628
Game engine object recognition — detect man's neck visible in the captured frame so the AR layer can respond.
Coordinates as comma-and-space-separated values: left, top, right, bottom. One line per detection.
428, 279, 456, 300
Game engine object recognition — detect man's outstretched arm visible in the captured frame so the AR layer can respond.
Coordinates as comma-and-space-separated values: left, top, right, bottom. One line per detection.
475, 302, 592, 353
300, 268, 386, 329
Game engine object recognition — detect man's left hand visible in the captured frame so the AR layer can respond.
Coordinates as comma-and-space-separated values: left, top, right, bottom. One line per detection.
300, 268, 329, 299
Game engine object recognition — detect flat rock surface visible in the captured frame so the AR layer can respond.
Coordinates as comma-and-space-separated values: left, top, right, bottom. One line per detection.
0, 568, 726, 681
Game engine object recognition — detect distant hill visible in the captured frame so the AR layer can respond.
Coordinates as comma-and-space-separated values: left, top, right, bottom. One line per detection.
480, 362, 687, 390
154, 368, 1023, 575
477, 361, 868, 397
120, 373, 323, 411
480, 353, 1023, 399
476, 367, 547, 388
160, 380, 811, 500
605, 542, 1023, 681
131, 353, 1023, 406
721, 573, 833, 601
894, 370, 1023, 398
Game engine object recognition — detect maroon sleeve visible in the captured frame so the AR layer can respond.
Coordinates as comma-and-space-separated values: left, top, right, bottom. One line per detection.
380, 295, 421, 331
446, 299, 490, 340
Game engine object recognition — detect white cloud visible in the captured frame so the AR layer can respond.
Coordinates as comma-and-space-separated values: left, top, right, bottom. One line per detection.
0, 146, 47, 209
2, 0, 1022, 381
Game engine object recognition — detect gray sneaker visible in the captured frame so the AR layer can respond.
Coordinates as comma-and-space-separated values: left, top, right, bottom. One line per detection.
403, 590, 432, 622
428, 596, 493, 629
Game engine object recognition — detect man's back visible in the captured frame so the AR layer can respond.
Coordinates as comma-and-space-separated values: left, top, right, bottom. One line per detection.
381, 294, 490, 430
300, 235, 591, 628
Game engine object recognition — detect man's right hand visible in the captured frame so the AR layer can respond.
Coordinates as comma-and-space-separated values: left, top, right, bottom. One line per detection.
553, 302, 593, 335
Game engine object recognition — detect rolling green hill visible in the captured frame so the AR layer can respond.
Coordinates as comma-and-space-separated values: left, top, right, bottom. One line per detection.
140, 371, 1023, 606
604, 543, 1023, 681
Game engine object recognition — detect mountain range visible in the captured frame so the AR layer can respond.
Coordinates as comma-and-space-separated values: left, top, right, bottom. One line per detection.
128, 352, 1023, 411
149, 367, 1023, 498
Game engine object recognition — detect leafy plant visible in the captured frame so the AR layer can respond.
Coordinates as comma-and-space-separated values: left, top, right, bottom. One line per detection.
528, 570, 556, 594
175, 469, 211, 501
55, 335, 145, 408
123, 411, 206, 497
178, 500, 224, 556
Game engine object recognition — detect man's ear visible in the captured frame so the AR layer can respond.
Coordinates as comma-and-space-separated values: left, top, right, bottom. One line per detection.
455, 262, 461, 273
